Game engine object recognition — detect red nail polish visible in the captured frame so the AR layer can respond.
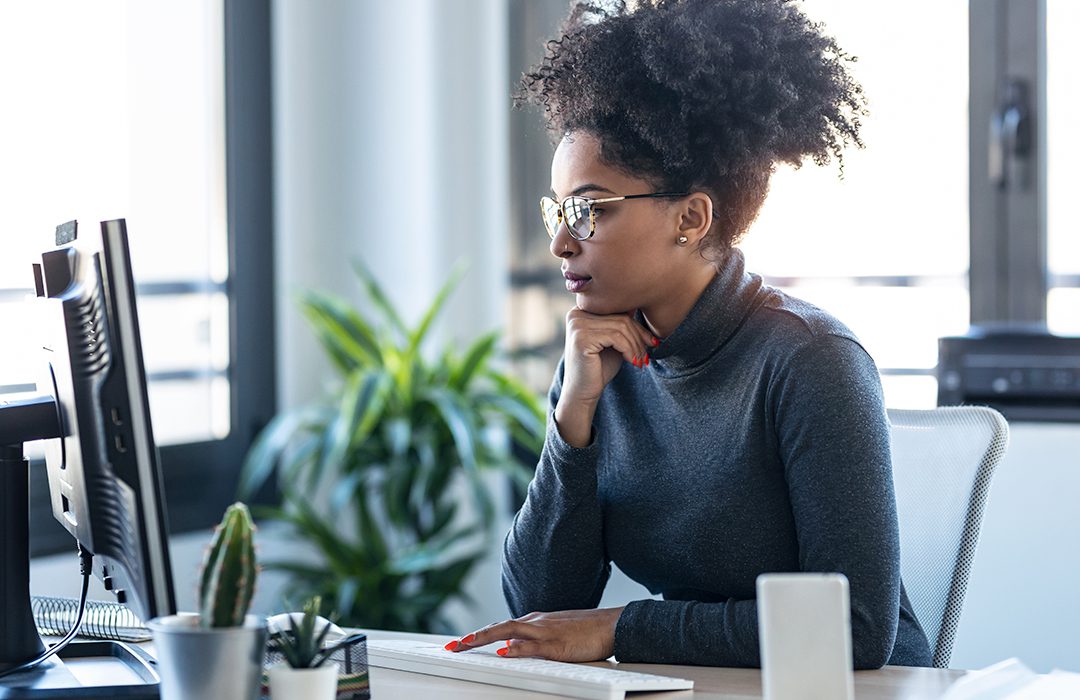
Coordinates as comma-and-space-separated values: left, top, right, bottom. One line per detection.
652, 337, 660, 346
497, 647, 508, 656
631, 357, 639, 368
645, 355, 650, 367
462, 634, 476, 644
444, 641, 459, 651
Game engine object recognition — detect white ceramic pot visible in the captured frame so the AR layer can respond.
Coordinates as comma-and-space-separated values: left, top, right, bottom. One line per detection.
267, 662, 339, 700
148, 613, 268, 700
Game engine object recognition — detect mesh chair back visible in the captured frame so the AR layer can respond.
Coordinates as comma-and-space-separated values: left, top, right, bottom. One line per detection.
888, 406, 1008, 668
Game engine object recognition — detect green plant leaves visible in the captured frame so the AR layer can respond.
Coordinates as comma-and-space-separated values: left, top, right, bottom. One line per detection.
299, 290, 383, 372
406, 262, 466, 360
450, 331, 499, 390
239, 405, 336, 499
422, 387, 478, 470
241, 262, 544, 632
351, 260, 408, 339
321, 370, 393, 479
271, 596, 334, 668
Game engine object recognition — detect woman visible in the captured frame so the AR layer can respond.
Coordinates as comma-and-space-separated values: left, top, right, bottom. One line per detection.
449, 0, 932, 668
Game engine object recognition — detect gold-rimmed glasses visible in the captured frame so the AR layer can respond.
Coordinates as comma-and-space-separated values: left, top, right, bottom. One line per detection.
540, 191, 690, 241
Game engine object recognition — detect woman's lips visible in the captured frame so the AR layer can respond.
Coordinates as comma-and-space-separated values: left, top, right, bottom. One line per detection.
564, 272, 591, 293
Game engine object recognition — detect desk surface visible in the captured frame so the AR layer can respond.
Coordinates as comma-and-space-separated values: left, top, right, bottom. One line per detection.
360, 629, 969, 699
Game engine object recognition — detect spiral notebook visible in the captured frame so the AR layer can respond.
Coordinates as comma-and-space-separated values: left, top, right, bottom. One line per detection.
31, 595, 151, 643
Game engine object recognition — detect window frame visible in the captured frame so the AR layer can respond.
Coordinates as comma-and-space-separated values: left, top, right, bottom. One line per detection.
29, 0, 276, 555
969, 0, 1048, 325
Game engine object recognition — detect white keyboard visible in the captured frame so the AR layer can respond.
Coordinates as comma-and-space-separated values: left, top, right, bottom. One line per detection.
366, 639, 694, 700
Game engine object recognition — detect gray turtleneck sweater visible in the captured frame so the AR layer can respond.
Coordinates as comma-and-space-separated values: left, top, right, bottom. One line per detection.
501, 250, 932, 669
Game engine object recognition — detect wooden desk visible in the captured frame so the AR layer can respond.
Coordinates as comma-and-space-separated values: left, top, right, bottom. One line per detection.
361, 629, 969, 699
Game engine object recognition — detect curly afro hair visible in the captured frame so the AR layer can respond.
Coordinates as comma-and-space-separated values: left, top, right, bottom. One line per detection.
518, 0, 867, 256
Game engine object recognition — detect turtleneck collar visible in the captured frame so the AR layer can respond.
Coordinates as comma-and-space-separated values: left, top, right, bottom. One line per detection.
641, 248, 765, 377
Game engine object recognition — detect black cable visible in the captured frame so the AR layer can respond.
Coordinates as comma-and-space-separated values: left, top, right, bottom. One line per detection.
0, 544, 93, 679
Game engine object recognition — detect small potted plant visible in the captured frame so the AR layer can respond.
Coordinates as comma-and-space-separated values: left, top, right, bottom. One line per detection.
266, 596, 340, 700
149, 502, 267, 700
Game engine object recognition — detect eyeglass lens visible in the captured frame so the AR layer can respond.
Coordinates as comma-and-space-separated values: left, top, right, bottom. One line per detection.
541, 197, 561, 238
541, 196, 592, 240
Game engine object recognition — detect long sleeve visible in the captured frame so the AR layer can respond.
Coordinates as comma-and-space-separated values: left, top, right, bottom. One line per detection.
775, 334, 900, 668
501, 358, 612, 616
613, 334, 900, 669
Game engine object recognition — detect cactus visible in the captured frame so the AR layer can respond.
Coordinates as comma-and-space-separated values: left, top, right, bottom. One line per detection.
198, 502, 258, 628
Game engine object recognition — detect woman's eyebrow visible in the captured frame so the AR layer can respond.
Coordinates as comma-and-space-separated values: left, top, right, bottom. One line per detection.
550, 183, 618, 197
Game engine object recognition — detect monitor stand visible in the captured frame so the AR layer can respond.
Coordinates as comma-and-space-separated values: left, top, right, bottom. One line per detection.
0, 641, 160, 699
2, 442, 47, 670
0, 397, 163, 698
1, 395, 60, 671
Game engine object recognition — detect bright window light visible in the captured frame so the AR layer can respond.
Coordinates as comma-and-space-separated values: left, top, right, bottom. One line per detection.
1047, 0, 1080, 335
0, 1, 230, 444
741, 0, 970, 409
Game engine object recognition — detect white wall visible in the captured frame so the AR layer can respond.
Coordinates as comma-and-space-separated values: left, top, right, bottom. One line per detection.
272, 0, 510, 410
950, 422, 1080, 673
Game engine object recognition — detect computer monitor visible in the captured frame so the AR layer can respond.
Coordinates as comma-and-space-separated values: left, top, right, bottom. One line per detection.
0, 219, 176, 691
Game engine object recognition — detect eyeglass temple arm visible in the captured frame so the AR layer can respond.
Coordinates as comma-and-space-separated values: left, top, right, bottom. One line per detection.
587, 192, 690, 204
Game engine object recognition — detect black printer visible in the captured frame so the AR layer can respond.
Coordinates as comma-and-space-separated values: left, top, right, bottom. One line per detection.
937, 327, 1080, 422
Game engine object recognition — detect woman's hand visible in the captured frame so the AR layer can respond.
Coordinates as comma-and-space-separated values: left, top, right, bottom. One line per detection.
555, 307, 658, 446
446, 607, 625, 662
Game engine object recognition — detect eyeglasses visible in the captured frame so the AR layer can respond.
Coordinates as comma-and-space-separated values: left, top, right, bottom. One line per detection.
540, 191, 690, 241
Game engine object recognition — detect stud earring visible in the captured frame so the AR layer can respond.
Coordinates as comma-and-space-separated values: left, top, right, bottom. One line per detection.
677, 235, 688, 245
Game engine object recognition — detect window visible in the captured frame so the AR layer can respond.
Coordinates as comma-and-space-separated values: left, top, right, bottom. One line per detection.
1047, 0, 1080, 335
740, 0, 970, 409
1, 0, 274, 553
0, 1, 230, 444
506, 0, 1064, 411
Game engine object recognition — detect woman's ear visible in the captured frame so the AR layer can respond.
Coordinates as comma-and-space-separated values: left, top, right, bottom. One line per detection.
676, 192, 713, 247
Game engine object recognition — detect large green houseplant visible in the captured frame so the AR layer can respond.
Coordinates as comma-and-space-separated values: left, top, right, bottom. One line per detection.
239, 263, 544, 632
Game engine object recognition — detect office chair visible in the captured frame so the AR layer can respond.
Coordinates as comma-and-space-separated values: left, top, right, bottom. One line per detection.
888, 406, 1009, 668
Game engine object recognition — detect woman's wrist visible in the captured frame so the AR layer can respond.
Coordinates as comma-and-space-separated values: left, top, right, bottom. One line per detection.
554, 397, 598, 448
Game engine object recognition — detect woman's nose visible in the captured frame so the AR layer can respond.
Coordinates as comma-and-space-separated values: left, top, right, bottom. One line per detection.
549, 223, 578, 259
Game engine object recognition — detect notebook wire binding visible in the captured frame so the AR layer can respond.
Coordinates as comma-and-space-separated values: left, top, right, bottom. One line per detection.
31, 595, 151, 643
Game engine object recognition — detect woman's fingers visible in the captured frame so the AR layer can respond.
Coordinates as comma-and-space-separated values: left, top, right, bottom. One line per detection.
449, 619, 531, 651
500, 638, 545, 658
559, 307, 660, 410
567, 313, 653, 366
625, 310, 661, 348
582, 327, 645, 366
447, 608, 621, 662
